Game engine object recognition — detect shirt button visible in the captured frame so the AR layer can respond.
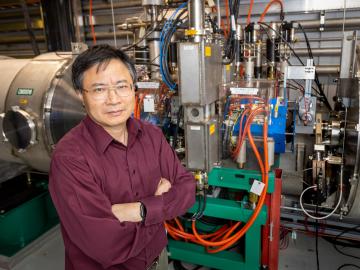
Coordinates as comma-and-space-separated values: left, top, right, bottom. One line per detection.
135, 192, 139, 196
133, 169, 136, 175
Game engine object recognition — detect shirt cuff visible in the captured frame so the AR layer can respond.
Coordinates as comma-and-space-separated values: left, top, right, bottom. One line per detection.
140, 195, 164, 226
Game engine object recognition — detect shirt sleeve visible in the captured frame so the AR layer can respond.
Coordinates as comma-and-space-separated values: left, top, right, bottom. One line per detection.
140, 132, 196, 226
49, 153, 160, 269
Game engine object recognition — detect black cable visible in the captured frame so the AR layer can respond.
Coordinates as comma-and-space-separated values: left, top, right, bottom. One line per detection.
173, 260, 202, 270
123, 7, 170, 51
191, 189, 206, 220
333, 224, 360, 260
135, 62, 160, 67
222, 0, 241, 64
259, 22, 332, 111
173, 105, 183, 150
337, 264, 360, 270
258, 22, 304, 65
160, 8, 187, 89
315, 173, 320, 270
178, 190, 206, 221
297, 22, 332, 111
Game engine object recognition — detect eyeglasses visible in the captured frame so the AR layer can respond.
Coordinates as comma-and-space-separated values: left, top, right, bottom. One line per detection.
82, 83, 134, 100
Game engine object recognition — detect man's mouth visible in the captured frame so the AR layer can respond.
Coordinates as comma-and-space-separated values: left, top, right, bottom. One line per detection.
106, 109, 124, 116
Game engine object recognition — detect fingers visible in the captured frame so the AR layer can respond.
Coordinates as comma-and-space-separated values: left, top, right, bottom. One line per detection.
154, 178, 172, 196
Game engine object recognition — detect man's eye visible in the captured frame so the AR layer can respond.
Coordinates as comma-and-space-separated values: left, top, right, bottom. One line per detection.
116, 85, 128, 90
93, 87, 105, 93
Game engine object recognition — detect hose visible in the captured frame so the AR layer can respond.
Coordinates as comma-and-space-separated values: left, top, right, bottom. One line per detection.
166, 106, 270, 253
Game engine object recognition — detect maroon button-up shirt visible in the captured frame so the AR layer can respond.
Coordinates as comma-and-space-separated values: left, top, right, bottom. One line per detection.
49, 116, 195, 270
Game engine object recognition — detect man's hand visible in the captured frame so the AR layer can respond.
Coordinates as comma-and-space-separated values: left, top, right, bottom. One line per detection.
111, 202, 142, 223
154, 178, 172, 196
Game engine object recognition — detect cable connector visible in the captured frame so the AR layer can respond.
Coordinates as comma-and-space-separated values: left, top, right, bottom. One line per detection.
280, 11, 285, 22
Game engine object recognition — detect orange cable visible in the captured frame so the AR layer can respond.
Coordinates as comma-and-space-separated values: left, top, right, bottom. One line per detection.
166, 107, 270, 253
89, 0, 97, 44
206, 113, 269, 253
246, 0, 254, 25
259, 0, 283, 23
224, 0, 230, 36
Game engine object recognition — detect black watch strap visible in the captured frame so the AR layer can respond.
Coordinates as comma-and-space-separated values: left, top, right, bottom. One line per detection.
140, 202, 147, 222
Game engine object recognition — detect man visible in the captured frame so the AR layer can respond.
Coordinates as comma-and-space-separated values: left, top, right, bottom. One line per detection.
49, 44, 196, 270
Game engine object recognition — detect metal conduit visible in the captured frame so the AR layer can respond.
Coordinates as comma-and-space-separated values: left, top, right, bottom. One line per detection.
82, 0, 186, 10
299, 18, 360, 30
315, 65, 340, 74
294, 47, 342, 56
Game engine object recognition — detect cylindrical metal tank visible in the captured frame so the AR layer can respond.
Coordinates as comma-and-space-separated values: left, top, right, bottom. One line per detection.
0, 53, 85, 172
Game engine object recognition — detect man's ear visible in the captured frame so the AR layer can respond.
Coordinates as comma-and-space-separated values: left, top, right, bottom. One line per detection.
76, 90, 84, 104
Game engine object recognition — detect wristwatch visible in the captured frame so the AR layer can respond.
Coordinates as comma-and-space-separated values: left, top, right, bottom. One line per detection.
140, 202, 147, 222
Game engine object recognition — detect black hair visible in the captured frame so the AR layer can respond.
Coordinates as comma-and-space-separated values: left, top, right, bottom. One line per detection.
71, 44, 137, 92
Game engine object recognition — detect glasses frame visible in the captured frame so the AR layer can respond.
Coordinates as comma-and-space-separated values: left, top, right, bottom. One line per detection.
82, 83, 134, 100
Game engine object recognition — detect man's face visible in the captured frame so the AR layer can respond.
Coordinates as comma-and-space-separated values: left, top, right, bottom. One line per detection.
79, 59, 135, 130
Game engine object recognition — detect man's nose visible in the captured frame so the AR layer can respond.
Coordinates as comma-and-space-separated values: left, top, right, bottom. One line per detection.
106, 88, 121, 103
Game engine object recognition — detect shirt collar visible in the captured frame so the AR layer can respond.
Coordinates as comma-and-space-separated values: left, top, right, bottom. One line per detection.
83, 115, 142, 154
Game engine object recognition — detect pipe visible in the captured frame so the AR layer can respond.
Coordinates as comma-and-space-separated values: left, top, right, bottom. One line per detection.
83, 0, 186, 10
294, 47, 341, 56
84, 31, 134, 40
353, 125, 360, 180
0, 50, 47, 58
300, 18, 360, 30
216, 0, 221, 30
0, 35, 45, 44
83, 1, 142, 10
315, 65, 340, 74
71, 0, 82, 43
20, 0, 40, 55
188, 0, 204, 42
297, 37, 343, 43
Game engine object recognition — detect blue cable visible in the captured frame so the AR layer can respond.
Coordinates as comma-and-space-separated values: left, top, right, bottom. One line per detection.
159, 2, 188, 90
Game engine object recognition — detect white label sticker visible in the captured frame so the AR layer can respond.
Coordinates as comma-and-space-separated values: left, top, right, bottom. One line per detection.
287, 66, 315, 80
231, 15, 236, 31
314, 144, 325, 151
250, 180, 265, 196
136, 81, 160, 89
190, 126, 201, 131
143, 97, 155, 112
183, 45, 195, 51
230, 87, 258, 95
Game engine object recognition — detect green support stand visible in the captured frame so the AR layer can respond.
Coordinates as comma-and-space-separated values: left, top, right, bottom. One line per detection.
0, 179, 59, 257
167, 167, 275, 270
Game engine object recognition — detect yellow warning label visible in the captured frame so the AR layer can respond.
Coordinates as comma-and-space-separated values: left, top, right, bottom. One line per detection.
209, 124, 216, 135
205, 46, 212, 57
226, 64, 231, 71
19, 98, 28, 105
185, 29, 197, 36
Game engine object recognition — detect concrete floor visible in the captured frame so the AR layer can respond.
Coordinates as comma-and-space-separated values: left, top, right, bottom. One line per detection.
1, 226, 359, 270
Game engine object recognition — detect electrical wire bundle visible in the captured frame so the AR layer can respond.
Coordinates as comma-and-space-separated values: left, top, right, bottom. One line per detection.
222, 0, 242, 64
297, 22, 332, 110
159, 2, 188, 90
257, 21, 332, 110
166, 104, 270, 253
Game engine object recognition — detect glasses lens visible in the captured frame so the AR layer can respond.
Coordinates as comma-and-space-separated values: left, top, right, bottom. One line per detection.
115, 84, 132, 97
90, 84, 133, 100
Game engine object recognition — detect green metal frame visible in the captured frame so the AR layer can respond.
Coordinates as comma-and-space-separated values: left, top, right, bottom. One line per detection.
168, 168, 275, 270
0, 181, 59, 257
